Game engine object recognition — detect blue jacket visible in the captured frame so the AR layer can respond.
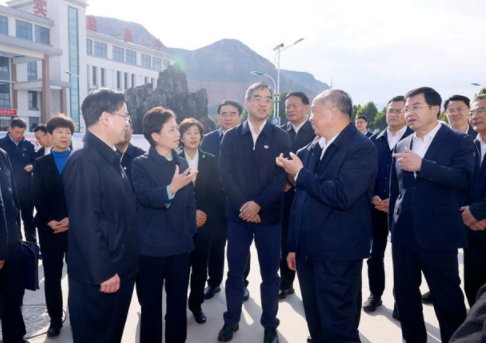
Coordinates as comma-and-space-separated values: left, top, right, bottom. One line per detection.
201, 128, 223, 161
288, 123, 378, 261
132, 147, 196, 257
220, 120, 291, 225
389, 125, 476, 250
0, 134, 36, 190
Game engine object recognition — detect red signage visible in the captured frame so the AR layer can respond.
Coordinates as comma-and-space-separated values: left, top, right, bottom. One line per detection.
124, 28, 132, 42
34, 0, 47, 17
155, 38, 163, 50
86, 15, 97, 31
0, 109, 17, 116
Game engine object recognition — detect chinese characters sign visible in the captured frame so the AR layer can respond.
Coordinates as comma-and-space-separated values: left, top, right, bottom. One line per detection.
0, 109, 17, 116
34, 0, 47, 17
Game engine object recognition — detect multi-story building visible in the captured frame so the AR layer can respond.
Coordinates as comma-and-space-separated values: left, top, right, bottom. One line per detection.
0, 0, 171, 132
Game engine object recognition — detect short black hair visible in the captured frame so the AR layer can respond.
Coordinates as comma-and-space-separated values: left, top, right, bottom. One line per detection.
33, 124, 48, 134
81, 88, 126, 128
387, 95, 405, 106
179, 118, 205, 142
286, 92, 310, 105
405, 87, 442, 118
356, 115, 368, 122
46, 114, 75, 134
142, 106, 176, 147
217, 100, 242, 115
10, 117, 27, 129
444, 95, 470, 111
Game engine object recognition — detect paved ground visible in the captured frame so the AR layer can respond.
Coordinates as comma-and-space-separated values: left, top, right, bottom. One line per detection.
17, 240, 466, 343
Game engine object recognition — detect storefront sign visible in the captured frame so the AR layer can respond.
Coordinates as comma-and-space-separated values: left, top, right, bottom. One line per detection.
0, 108, 17, 116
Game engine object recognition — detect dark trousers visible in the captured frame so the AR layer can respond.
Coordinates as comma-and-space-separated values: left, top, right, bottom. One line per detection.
393, 242, 467, 343
207, 210, 250, 288
224, 220, 280, 328
140, 253, 190, 343
38, 226, 67, 325
18, 188, 36, 243
68, 276, 135, 343
297, 256, 362, 343
366, 211, 389, 297
464, 245, 486, 307
280, 213, 295, 291
189, 225, 214, 311
0, 241, 26, 343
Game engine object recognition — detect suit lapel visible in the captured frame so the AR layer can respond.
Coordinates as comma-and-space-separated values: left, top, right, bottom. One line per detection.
422, 125, 448, 161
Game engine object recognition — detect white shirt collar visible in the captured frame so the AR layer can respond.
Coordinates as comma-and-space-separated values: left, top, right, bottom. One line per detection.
413, 122, 442, 143
291, 117, 308, 134
386, 125, 408, 150
317, 133, 339, 159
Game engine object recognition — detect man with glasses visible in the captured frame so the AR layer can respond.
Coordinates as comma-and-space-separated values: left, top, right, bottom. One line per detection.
34, 124, 53, 157
363, 96, 413, 317
63, 89, 139, 343
460, 94, 486, 307
445, 95, 476, 137
389, 87, 475, 343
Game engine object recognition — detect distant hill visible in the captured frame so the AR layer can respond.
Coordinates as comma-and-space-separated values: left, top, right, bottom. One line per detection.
93, 17, 329, 113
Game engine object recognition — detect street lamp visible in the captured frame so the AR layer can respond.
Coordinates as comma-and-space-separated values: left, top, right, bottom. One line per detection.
250, 70, 277, 117
471, 82, 486, 87
273, 38, 304, 117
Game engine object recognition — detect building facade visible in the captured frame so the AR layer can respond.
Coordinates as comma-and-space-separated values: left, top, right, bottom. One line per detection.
0, 0, 171, 132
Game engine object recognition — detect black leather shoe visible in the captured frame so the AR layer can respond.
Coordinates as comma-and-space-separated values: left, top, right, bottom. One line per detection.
243, 287, 250, 301
264, 328, 279, 343
362, 294, 382, 312
218, 323, 239, 342
47, 322, 62, 337
307, 336, 312, 343
278, 288, 295, 300
421, 291, 433, 304
204, 285, 221, 299
192, 309, 207, 324
392, 303, 400, 321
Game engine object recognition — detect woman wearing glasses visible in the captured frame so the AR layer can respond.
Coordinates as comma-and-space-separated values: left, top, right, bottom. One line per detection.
132, 107, 197, 343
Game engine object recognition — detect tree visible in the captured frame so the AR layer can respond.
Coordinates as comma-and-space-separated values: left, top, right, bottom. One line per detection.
356, 102, 379, 130
438, 111, 448, 123
373, 107, 387, 131
479, 88, 486, 95
278, 92, 289, 125
351, 104, 362, 121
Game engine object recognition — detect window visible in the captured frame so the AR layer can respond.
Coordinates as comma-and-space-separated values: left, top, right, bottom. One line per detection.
141, 54, 151, 68
0, 82, 10, 107
0, 56, 10, 80
27, 62, 37, 81
16, 20, 32, 40
28, 91, 39, 110
94, 41, 107, 58
92, 66, 97, 86
152, 57, 161, 71
116, 71, 121, 90
0, 16, 7, 35
144, 76, 149, 84
113, 46, 124, 62
163, 59, 170, 68
124, 72, 128, 90
126, 50, 136, 65
35, 25, 50, 44
100, 68, 105, 87
131, 74, 135, 88
86, 39, 93, 55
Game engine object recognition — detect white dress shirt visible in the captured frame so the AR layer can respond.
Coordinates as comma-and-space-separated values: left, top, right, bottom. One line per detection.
291, 117, 308, 135
387, 126, 408, 150
411, 122, 442, 158
184, 150, 199, 185
476, 134, 486, 165
248, 120, 266, 149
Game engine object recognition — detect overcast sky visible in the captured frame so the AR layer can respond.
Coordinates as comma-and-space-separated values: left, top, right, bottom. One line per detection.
4, 0, 486, 106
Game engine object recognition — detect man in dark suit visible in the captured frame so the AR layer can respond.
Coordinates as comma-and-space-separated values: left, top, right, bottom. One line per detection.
389, 87, 475, 343
217, 83, 291, 343
445, 94, 476, 137
0, 118, 37, 243
200, 100, 251, 300
279, 92, 315, 300
0, 148, 29, 343
355, 115, 373, 137
460, 94, 486, 307
363, 96, 413, 315
34, 124, 53, 157
277, 89, 378, 343
63, 89, 139, 343
116, 120, 145, 185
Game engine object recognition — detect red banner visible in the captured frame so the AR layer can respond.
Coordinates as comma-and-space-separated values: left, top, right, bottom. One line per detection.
0, 108, 17, 116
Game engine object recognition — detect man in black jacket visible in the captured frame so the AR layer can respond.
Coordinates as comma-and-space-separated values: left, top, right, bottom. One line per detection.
0, 118, 37, 243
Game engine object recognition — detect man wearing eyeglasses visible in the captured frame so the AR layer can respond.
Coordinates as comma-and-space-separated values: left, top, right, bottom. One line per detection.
460, 94, 486, 308
445, 95, 476, 137
363, 96, 413, 317
389, 87, 475, 343
63, 88, 139, 343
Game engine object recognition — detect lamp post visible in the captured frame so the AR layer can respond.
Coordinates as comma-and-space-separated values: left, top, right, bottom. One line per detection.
471, 82, 486, 87
273, 38, 304, 118
250, 70, 277, 117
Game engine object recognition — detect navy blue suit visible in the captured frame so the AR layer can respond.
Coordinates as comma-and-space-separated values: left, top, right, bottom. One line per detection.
463, 140, 486, 307
280, 119, 315, 291
63, 131, 139, 343
366, 127, 413, 299
0, 148, 26, 343
220, 120, 290, 328
288, 123, 377, 343
389, 125, 475, 343
120, 143, 145, 185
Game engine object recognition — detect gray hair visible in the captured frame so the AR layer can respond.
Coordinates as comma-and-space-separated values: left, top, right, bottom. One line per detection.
314, 89, 352, 116
245, 82, 273, 100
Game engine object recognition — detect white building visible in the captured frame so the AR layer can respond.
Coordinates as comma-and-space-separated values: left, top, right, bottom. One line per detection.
0, 0, 171, 132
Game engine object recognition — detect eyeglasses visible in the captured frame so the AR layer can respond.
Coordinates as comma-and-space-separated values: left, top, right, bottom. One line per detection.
446, 107, 468, 115
469, 108, 486, 117
386, 109, 403, 114
401, 104, 431, 114
110, 112, 131, 122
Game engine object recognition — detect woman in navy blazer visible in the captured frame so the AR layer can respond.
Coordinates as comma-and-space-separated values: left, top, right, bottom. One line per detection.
32, 114, 75, 338
178, 118, 219, 325
132, 107, 197, 343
